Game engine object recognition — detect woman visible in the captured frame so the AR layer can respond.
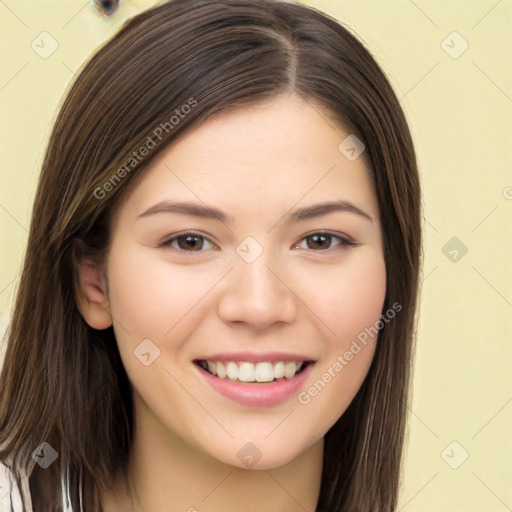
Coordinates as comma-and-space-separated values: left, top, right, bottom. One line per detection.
0, 0, 422, 510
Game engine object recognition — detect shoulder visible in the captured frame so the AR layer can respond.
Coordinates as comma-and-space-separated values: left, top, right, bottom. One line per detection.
0, 461, 32, 512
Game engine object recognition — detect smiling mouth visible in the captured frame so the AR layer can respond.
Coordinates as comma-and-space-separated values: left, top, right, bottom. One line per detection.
194, 359, 314, 383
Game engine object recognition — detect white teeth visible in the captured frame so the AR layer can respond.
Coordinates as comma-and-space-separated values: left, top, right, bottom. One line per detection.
226, 361, 238, 380
202, 360, 308, 382
284, 361, 297, 378
216, 361, 227, 379
238, 362, 256, 382
273, 361, 285, 379
207, 361, 217, 375
255, 362, 274, 382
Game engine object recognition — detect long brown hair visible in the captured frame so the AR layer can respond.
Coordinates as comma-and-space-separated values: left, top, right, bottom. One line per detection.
0, 1, 422, 510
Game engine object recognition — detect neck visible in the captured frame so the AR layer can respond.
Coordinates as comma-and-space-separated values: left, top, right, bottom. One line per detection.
101, 392, 323, 512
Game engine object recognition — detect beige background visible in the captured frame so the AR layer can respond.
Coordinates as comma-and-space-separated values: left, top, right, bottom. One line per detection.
1, 1, 511, 510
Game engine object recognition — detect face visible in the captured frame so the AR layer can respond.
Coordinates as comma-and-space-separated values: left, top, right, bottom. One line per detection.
100, 93, 386, 470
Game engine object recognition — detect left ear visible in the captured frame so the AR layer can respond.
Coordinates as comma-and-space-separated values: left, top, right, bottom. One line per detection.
75, 259, 113, 330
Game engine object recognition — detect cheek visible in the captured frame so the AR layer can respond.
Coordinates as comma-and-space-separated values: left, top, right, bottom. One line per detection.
106, 243, 215, 338
104, 243, 224, 391
301, 247, 387, 342
294, 248, 386, 429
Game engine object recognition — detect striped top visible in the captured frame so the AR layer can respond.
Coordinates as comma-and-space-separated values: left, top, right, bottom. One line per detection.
0, 462, 81, 512
0, 463, 32, 512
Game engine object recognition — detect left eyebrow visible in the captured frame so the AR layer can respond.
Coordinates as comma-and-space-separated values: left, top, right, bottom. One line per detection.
136, 199, 374, 224
284, 200, 373, 223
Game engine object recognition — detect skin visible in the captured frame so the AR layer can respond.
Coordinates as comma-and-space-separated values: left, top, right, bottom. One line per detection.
77, 92, 386, 511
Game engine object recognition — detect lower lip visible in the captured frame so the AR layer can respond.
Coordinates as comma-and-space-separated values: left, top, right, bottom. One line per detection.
195, 363, 315, 407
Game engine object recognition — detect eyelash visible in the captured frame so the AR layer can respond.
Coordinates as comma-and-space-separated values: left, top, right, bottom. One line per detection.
158, 231, 357, 254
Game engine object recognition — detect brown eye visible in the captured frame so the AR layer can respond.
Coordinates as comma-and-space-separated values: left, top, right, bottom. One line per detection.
176, 235, 204, 251
160, 232, 216, 253
294, 232, 356, 252
306, 234, 333, 250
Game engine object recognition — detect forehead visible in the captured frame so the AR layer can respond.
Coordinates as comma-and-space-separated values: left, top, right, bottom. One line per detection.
114, 94, 378, 224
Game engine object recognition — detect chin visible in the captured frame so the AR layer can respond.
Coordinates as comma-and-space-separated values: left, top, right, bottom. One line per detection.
205, 436, 317, 471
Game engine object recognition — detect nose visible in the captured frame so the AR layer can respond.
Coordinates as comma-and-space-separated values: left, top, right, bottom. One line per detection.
217, 254, 297, 330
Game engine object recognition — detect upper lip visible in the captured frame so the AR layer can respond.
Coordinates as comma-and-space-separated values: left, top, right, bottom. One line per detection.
194, 352, 316, 362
